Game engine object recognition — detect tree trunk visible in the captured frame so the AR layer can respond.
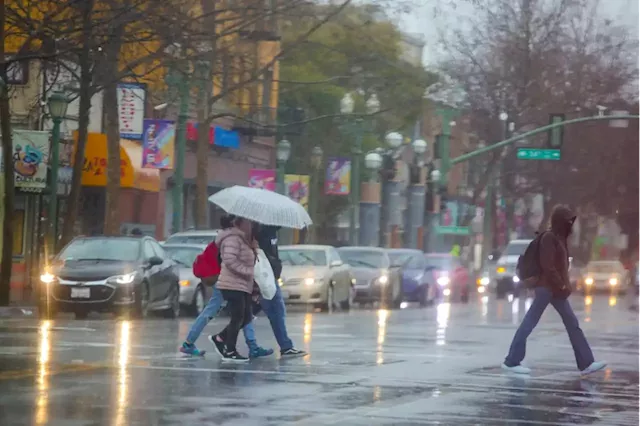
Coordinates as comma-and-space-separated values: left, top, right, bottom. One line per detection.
61, 0, 94, 245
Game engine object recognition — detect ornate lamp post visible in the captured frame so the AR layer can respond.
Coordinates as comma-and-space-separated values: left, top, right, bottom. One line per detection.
276, 139, 291, 194
309, 145, 323, 242
47, 91, 70, 253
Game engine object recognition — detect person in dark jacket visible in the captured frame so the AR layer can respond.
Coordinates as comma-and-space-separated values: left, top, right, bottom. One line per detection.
502, 205, 606, 375
254, 224, 306, 356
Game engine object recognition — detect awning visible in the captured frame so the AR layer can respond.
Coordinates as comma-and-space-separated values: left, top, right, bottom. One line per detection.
74, 132, 160, 192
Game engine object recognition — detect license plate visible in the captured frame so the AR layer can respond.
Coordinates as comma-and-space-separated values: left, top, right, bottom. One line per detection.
281, 290, 289, 300
70, 287, 91, 299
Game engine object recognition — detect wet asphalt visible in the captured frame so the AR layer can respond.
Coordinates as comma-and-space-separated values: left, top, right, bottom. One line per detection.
0, 293, 637, 426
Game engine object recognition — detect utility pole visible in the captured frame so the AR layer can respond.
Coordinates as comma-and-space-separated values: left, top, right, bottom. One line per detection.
171, 73, 190, 234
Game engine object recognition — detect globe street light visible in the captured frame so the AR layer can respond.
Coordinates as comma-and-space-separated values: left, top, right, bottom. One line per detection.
385, 132, 403, 150
340, 93, 355, 114
310, 146, 323, 169
412, 139, 427, 155
499, 111, 508, 121
47, 91, 70, 253
276, 139, 291, 194
366, 94, 381, 115
430, 169, 441, 183
364, 151, 383, 182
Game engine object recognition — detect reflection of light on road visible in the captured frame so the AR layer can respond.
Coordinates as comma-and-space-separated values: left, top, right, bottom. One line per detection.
114, 321, 130, 426
481, 296, 488, 321
436, 302, 450, 346
584, 295, 592, 322
303, 313, 313, 364
373, 385, 382, 402
585, 295, 593, 307
507, 294, 514, 303
609, 296, 617, 307
400, 302, 409, 309
35, 320, 51, 425
376, 309, 389, 365
525, 297, 533, 312
511, 298, 520, 324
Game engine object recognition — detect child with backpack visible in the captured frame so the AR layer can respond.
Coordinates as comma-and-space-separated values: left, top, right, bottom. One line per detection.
179, 215, 273, 359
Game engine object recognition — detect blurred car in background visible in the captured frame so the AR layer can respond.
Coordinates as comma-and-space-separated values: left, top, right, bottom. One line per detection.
164, 230, 219, 245
338, 247, 402, 308
163, 243, 213, 316
387, 248, 437, 306
39, 236, 180, 319
579, 260, 626, 295
279, 245, 353, 311
494, 239, 532, 298
424, 253, 470, 302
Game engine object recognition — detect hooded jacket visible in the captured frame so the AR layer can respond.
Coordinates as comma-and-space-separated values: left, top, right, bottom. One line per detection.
538, 205, 576, 297
215, 228, 256, 294
256, 225, 283, 279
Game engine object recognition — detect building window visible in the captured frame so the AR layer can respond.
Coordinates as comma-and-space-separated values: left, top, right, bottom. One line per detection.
4, 57, 29, 85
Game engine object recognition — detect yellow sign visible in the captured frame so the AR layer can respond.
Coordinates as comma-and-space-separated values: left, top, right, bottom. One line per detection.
74, 133, 160, 192
284, 174, 310, 211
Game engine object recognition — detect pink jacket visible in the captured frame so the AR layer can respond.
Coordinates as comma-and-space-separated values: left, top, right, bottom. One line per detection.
215, 228, 255, 294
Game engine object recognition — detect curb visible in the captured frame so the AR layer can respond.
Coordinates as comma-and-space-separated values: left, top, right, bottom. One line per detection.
0, 306, 38, 318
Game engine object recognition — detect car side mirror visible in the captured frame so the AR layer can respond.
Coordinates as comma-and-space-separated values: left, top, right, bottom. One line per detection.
330, 260, 343, 268
147, 256, 164, 267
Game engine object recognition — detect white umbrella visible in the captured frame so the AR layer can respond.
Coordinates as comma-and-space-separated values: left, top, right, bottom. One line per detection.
208, 185, 313, 229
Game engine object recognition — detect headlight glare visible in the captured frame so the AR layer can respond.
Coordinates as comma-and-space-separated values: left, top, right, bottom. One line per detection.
609, 278, 618, 286
378, 275, 389, 285
513, 276, 520, 283
496, 267, 506, 274
585, 277, 593, 285
304, 277, 315, 286
478, 277, 490, 286
111, 272, 137, 284
40, 272, 56, 284
179, 280, 190, 287
437, 276, 450, 286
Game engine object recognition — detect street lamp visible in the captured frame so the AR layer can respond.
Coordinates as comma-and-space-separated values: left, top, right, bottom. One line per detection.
364, 151, 383, 182
276, 139, 291, 194
310, 146, 323, 169
499, 111, 508, 121
366, 94, 381, 115
430, 169, 441, 183
309, 146, 323, 242
47, 91, 70, 253
412, 139, 427, 155
385, 132, 403, 150
340, 93, 355, 114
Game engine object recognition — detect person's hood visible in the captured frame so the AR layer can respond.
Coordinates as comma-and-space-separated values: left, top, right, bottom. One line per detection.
550, 205, 576, 238
215, 228, 250, 246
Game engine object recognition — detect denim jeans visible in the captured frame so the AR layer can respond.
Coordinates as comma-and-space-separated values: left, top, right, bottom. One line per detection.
259, 284, 293, 351
505, 286, 595, 371
185, 287, 258, 351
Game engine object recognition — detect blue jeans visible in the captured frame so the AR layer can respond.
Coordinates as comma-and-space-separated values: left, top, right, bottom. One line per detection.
185, 287, 258, 351
259, 284, 293, 351
505, 286, 594, 371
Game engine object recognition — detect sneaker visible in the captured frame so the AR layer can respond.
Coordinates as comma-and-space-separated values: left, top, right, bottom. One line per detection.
281, 347, 306, 357
222, 349, 249, 363
249, 346, 274, 359
208, 334, 226, 358
501, 363, 531, 374
179, 342, 206, 357
581, 361, 607, 376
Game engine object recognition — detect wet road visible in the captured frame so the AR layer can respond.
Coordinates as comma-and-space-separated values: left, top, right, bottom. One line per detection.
0, 294, 637, 425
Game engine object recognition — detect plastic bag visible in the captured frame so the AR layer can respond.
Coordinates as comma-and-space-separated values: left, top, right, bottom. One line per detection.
254, 249, 277, 300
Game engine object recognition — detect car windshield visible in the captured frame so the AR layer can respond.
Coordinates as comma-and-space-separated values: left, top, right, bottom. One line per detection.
165, 234, 217, 245
504, 242, 530, 256
338, 250, 384, 269
388, 252, 417, 267
280, 249, 327, 266
587, 262, 622, 273
164, 247, 201, 267
425, 255, 454, 270
59, 238, 140, 262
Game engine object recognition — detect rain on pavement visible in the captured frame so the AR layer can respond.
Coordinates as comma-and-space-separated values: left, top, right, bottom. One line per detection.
0, 295, 637, 425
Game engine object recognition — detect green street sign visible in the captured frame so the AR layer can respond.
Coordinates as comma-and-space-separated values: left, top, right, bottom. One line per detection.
437, 226, 470, 236
516, 148, 561, 161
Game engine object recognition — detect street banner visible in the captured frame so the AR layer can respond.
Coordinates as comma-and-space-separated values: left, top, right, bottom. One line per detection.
248, 169, 276, 191
324, 157, 351, 195
117, 82, 146, 139
142, 119, 175, 169
285, 174, 310, 211
13, 130, 50, 191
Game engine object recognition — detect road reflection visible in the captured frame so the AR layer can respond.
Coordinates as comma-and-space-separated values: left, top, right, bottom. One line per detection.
373, 385, 382, 402
609, 296, 617, 307
303, 313, 313, 364
436, 302, 450, 346
511, 297, 520, 324
114, 321, 130, 426
584, 295, 592, 322
35, 320, 51, 425
480, 296, 489, 323
376, 309, 388, 365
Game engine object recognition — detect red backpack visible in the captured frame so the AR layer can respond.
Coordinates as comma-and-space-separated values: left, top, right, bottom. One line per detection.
193, 242, 222, 279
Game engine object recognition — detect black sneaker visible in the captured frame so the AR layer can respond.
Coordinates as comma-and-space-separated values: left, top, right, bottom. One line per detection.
281, 347, 306, 357
208, 334, 226, 358
222, 349, 249, 363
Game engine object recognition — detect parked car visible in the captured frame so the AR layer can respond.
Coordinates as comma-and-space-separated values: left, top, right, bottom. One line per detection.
164, 229, 219, 245
279, 245, 353, 311
38, 236, 180, 319
494, 239, 532, 298
387, 248, 437, 306
163, 243, 214, 316
424, 253, 471, 302
579, 260, 627, 295
338, 247, 402, 308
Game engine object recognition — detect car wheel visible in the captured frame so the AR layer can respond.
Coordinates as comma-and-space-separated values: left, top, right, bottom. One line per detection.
134, 282, 150, 319
74, 311, 88, 320
340, 284, 354, 311
191, 285, 205, 317
164, 284, 181, 319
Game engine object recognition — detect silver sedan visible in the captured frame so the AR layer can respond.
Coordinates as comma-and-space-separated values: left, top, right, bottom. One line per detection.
162, 243, 213, 316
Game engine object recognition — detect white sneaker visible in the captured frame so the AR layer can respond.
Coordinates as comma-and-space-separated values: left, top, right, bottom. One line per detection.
581, 361, 607, 376
501, 363, 531, 374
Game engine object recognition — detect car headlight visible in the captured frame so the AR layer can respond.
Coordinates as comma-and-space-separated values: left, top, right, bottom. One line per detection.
609, 277, 618, 286
378, 275, 389, 285
40, 272, 56, 284
351, 278, 356, 285
477, 286, 486, 294
109, 272, 138, 284
478, 277, 490, 286
513, 276, 520, 283
437, 276, 450, 286
304, 277, 316, 286
496, 266, 506, 274
278, 278, 284, 286
585, 277, 593, 285
179, 280, 191, 287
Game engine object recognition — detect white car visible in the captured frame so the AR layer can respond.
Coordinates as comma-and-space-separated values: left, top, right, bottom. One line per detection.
580, 260, 626, 295
279, 245, 354, 311
164, 230, 219, 245
494, 239, 532, 297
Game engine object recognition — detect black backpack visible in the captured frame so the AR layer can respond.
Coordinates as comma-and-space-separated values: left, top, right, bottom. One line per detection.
516, 232, 547, 282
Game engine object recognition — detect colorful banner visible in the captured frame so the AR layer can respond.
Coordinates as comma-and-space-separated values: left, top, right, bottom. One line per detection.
325, 157, 351, 195
285, 175, 310, 211
13, 130, 50, 191
117, 82, 146, 139
142, 119, 175, 169
248, 169, 276, 191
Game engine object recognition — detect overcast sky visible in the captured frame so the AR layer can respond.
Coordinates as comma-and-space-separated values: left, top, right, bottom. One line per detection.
400, 0, 640, 66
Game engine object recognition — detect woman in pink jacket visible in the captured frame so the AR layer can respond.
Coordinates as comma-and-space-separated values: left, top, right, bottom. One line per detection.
209, 215, 257, 362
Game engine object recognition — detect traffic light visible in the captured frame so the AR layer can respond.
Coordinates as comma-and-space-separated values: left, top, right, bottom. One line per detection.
547, 113, 565, 149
